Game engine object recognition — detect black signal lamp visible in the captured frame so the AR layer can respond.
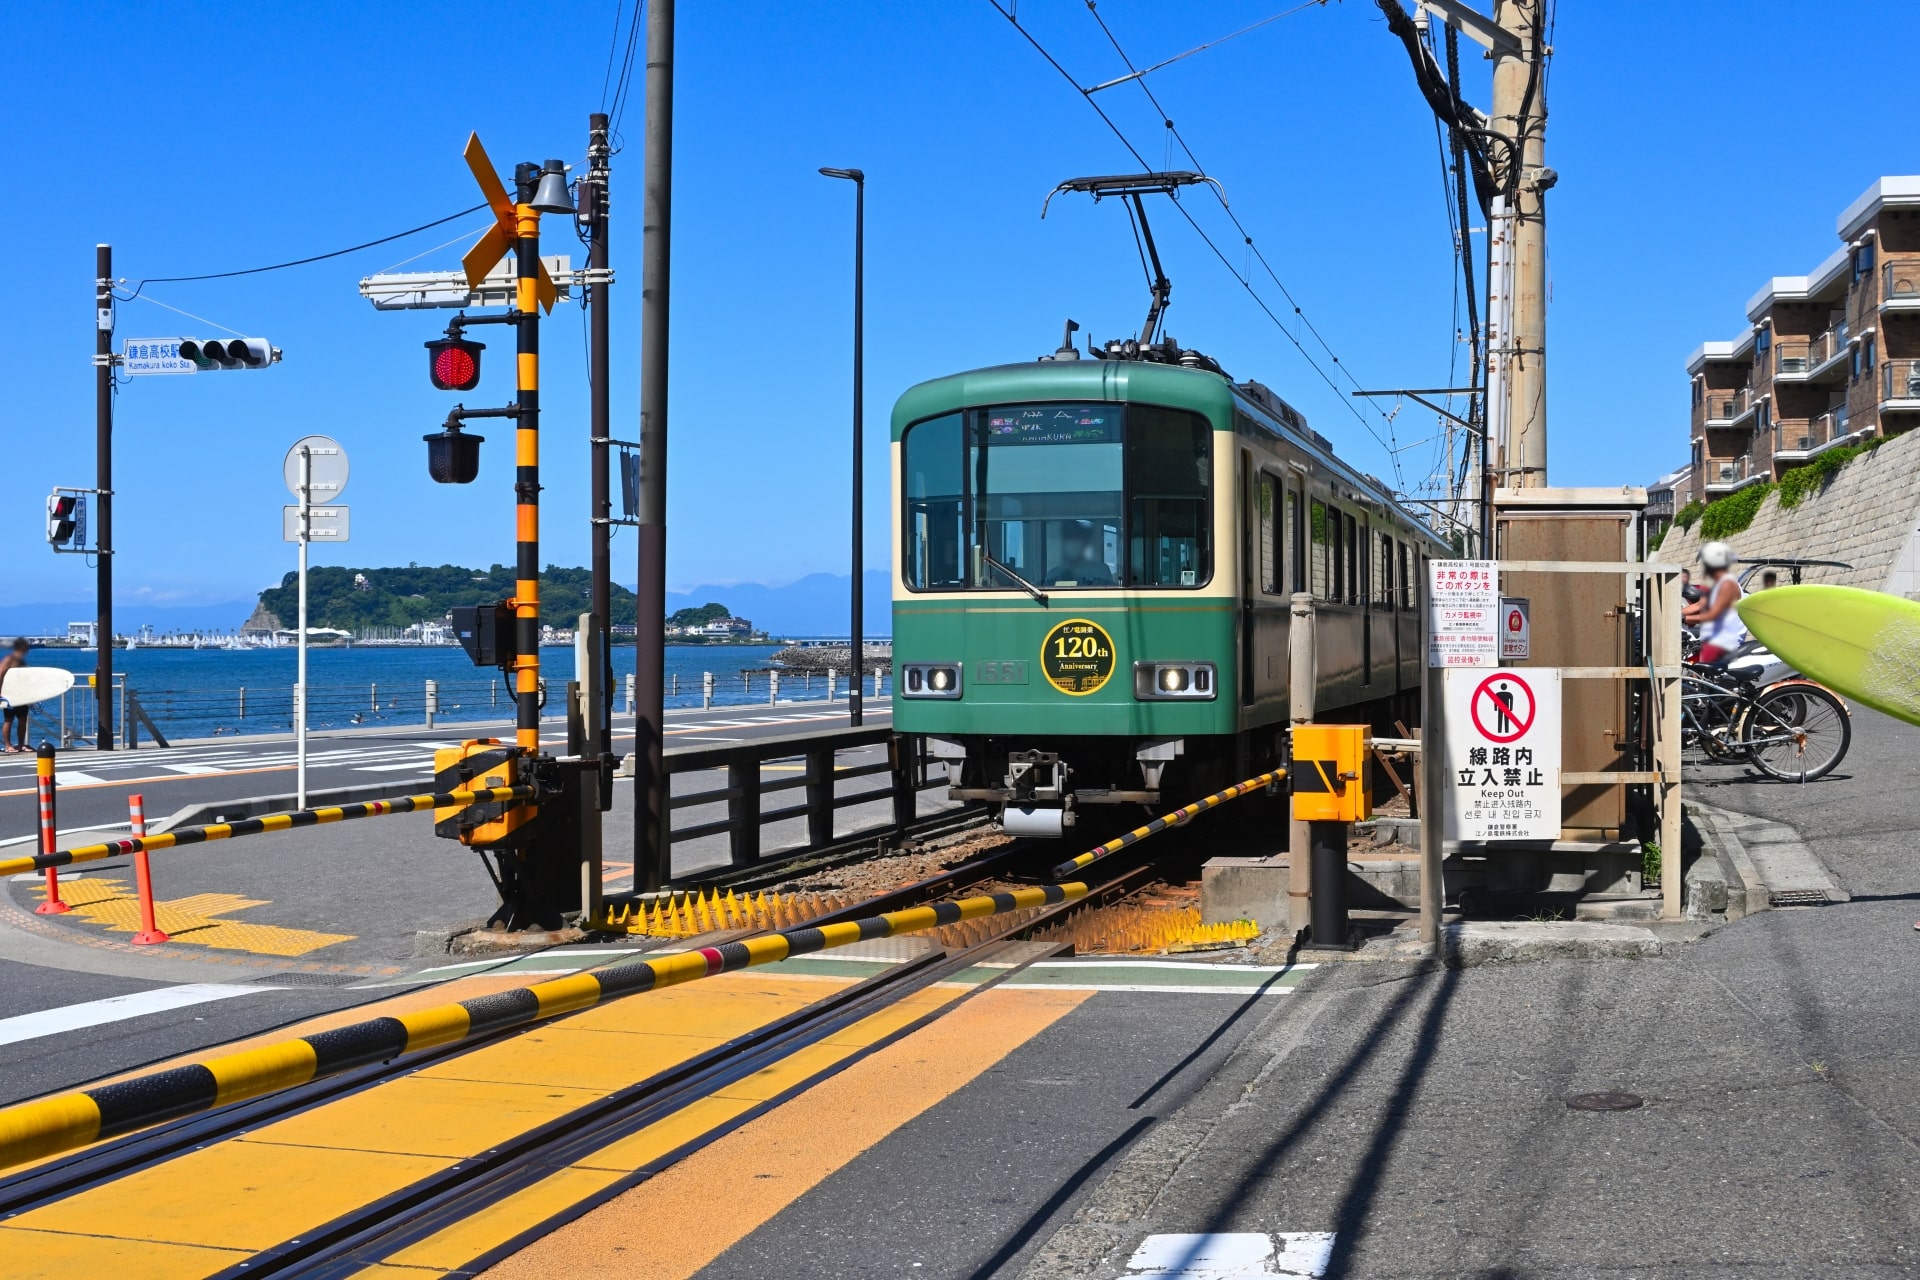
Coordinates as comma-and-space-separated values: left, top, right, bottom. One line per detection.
425, 424, 483, 484
426, 334, 485, 391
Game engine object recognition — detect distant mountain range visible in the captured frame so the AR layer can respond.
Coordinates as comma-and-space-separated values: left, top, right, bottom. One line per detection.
1, 568, 894, 640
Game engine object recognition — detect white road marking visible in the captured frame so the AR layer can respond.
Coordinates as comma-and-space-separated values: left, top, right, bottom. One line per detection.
53, 772, 108, 786
0, 984, 258, 1048
1126, 1233, 1335, 1278
0, 821, 133, 849
354, 763, 435, 773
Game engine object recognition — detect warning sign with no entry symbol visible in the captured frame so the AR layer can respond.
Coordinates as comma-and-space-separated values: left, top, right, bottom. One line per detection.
1444, 667, 1560, 841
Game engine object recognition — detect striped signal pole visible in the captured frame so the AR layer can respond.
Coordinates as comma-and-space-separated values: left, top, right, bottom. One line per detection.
511, 163, 543, 769
34, 744, 69, 915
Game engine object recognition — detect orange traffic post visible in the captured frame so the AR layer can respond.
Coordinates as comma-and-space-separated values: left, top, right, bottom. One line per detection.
33, 744, 69, 915
127, 793, 166, 945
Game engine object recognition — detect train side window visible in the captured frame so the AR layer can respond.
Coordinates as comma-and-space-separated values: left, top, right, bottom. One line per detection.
1287, 488, 1303, 594
1344, 511, 1359, 605
1257, 473, 1280, 594
1126, 406, 1212, 588
1310, 499, 1330, 600
1376, 532, 1393, 610
901, 412, 966, 589
1396, 540, 1410, 609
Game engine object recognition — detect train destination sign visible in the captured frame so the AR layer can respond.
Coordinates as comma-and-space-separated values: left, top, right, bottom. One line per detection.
1443, 667, 1560, 841
1040, 618, 1116, 696
1427, 559, 1499, 667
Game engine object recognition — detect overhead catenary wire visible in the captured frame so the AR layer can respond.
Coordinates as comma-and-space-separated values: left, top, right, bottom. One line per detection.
984, 0, 1406, 472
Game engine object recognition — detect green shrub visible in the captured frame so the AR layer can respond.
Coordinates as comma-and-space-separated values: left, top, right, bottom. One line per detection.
1777, 435, 1888, 509
1672, 500, 1703, 531
1647, 524, 1668, 552
1698, 481, 1775, 540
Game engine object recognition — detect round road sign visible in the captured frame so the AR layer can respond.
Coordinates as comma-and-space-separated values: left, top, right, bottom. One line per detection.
284, 435, 350, 501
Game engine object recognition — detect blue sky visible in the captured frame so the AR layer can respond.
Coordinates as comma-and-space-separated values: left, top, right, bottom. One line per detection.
9, 1, 1918, 611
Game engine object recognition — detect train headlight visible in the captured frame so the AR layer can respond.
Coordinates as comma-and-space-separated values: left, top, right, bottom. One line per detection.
1134, 661, 1216, 701
901, 663, 963, 699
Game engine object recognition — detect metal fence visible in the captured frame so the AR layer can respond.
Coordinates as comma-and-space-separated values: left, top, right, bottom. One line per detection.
665, 725, 960, 868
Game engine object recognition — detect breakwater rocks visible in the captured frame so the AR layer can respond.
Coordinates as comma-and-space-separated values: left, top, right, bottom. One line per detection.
772, 644, 893, 673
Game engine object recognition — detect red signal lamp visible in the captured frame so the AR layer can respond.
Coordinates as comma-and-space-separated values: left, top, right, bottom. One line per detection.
426, 335, 485, 391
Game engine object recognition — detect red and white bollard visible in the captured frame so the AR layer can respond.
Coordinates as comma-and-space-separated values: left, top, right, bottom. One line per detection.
127, 793, 167, 946
34, 743, 69, 915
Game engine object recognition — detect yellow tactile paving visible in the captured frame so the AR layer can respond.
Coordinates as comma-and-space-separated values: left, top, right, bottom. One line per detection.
29, 875, 354, 957
0, 971, 866, 1277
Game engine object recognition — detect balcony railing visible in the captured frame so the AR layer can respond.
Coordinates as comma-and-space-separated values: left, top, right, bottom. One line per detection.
1884, 258, 1920, 304
1886, 359, 1920, 404
1705, 389, 1746, 423
1705, 454, 1757, 489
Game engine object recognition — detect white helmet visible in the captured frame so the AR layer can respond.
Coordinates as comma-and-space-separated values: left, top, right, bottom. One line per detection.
1700, 541, 1735, 570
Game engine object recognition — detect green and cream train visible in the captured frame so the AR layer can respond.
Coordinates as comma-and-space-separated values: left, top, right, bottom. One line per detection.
890, 347, 1449, 837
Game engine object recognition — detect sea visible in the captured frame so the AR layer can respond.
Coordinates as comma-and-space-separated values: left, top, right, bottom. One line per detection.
25, 644, 886, 743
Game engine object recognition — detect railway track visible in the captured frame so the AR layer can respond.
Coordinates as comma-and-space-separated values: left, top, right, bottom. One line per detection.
0, 766, 1251, 1280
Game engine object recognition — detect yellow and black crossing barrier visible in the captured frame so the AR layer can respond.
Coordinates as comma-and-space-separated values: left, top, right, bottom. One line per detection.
0, 784, 538, 880
1048, 769, 1286, 881
0, 880, 1088, 1171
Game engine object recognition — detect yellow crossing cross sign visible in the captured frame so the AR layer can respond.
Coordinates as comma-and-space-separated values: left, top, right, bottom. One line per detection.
461, 132, 559, 313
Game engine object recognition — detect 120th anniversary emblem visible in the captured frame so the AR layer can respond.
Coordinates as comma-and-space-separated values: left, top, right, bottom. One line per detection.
1040, 618, 1116, 696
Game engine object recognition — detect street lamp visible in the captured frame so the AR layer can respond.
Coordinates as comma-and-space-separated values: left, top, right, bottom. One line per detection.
819, 166, 865, 726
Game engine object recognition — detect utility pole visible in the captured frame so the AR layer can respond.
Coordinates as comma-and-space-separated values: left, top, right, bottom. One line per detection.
819, 166, 865, 727
1378, 0, 1551, 500
586, 112, 614, 755
94, 245, 113, 749
634, 0, 675, 893
1491, 0, 1549, 488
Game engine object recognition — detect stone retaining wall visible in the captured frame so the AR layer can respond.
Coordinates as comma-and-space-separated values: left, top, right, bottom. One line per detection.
1654, 429, 1920, 597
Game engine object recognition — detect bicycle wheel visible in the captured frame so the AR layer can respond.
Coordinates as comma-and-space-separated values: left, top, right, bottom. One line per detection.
1742, 682, 1850, 782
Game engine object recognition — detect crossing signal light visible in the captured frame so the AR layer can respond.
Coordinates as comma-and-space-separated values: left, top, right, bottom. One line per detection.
46, 492, 78, 547
426, 334, 485, 391
179, 337, 279, 370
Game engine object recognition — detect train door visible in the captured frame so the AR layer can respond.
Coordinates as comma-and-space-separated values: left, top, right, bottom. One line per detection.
1239, 450, 1256, 708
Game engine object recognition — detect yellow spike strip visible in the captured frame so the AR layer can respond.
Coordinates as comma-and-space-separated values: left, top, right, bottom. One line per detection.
0, 784, 538, 879
1048, 769, 1287, 880
0, 880, 1090, 1173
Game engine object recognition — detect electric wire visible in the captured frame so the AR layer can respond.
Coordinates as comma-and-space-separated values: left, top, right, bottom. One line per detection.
113, 205, 490, 303
1084, 0, 1332, 94
607, 0, 648, 142
1065, 2, 1410, 484
984, 0, 1403, 468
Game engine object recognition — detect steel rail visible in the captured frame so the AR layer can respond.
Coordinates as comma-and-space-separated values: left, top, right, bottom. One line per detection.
1049, 769, 1286, 880
0, 783, 538, 878
0, 881, 1087, 1172
218, 858, 1156, 1277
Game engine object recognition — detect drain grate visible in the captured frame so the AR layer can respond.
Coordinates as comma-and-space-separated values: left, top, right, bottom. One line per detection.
1770, 889, 1829, 907
251, 971, 365, 988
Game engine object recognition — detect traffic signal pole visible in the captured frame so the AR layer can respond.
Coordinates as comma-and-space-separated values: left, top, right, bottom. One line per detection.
586, 113, 614, 757
94, 245, 112, 749
512, 168, 544, 764
634, 0, 675, 894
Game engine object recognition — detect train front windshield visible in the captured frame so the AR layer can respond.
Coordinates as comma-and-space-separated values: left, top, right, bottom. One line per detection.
902, 403, 1211, 592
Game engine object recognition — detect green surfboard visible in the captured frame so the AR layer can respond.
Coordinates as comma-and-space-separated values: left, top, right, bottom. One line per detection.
1737, 584, 1920, 726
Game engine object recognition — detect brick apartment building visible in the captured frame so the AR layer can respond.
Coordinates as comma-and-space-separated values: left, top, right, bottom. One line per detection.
1685, 176, 1920, 507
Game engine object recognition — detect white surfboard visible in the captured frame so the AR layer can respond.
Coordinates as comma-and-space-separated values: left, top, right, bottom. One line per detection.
0, 668, 76, 710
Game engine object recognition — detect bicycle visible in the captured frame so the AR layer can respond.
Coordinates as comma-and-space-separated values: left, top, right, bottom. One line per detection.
1680, 663, 1850, 782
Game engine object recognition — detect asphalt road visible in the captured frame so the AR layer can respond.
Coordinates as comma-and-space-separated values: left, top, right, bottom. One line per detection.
1005, 706, 1920, 1279
0, 699, 892, 840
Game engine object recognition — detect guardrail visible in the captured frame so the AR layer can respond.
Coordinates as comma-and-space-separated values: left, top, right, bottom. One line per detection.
665, 726, 958, 868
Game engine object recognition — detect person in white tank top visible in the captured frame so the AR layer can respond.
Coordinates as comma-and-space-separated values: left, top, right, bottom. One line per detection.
1684, 541, 1747, 662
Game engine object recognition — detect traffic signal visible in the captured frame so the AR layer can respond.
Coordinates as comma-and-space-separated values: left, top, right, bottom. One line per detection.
179, 338, 279, 370
426, 334, 485, 391
425, 425, 484, 484
46, 492, 79, 548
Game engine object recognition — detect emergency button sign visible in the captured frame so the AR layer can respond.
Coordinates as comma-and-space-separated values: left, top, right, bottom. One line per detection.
1444, 667, 1560, 841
